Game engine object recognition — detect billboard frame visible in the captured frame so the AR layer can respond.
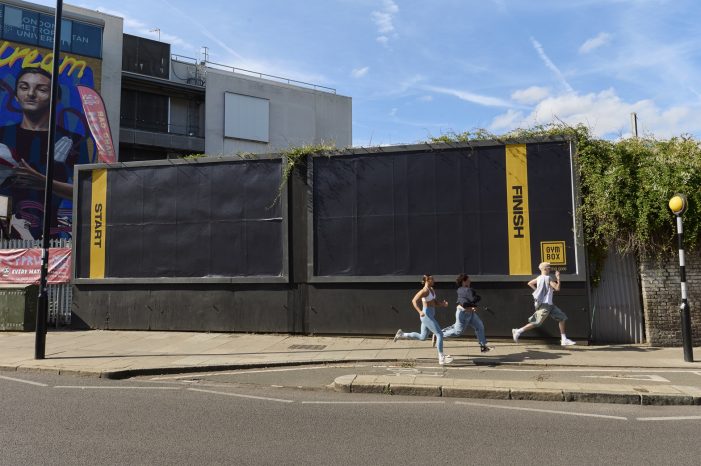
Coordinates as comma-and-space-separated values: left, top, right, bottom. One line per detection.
306, 136, 587, 283
72, 154, 290, 284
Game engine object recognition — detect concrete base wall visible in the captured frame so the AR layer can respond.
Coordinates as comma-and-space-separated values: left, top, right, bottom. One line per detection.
73, 282, 591, 340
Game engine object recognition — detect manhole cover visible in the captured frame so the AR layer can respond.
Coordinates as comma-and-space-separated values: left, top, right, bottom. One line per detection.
288, 344, 327, 350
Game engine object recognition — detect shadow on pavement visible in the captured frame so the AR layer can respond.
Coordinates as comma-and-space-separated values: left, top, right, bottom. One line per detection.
446, 348, 569, 367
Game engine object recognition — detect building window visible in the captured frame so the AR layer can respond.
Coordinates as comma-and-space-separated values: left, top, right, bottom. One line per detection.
121, 89, 169, 133
0, 4, 102, 59
122, 33, 170, 79
224, 93, 269, 143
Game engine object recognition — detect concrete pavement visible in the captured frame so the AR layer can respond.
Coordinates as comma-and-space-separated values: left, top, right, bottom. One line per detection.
1, 330, 701, 405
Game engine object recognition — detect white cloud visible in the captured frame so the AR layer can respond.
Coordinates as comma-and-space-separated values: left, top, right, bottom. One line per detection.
491, 109, 525, 130
389, 108, 398, 117
371, 0, 399, 46
418, 95, 434, 102
530, 37, 574, 93
489, 88, 701, 138
691, 87, 701, 102
423, 85, 514, 108
352, 67, 370, 78
579, 32, 612, 54
511, 86, 550, 104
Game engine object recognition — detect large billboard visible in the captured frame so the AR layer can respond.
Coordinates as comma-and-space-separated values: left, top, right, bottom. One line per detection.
311, 140, 581, 280
73, 158, 287, 282
0, 3, 104, 240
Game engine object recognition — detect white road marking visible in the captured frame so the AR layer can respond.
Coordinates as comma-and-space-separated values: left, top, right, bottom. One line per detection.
188, 387, 294, 403
302, 401, 445, 405
637, 416, 701, 421
455, 401, 628, 420
405, 366, 701, 374
149, 365, 364, 381
54, 386, 181, 390
0, 375, 48, 387
582, 374, 670, 383
387, 368, 419, 375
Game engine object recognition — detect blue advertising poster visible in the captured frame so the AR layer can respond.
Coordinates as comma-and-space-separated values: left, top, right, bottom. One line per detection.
0, 38, 103, 240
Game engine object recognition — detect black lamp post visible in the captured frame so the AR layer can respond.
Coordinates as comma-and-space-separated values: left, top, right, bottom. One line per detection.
669, 193, 693, 362
35, 0, 64, 360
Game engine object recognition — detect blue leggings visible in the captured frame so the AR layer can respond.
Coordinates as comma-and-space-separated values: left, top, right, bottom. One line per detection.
442, 308, 487, 345
403, 307, 443, 353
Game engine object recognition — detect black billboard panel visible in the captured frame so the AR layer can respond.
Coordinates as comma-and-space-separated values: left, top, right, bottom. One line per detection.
74, 158, 285, 281
312, 141, 578, 279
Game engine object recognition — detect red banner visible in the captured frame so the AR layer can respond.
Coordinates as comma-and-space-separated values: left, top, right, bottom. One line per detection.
0, 248, 72, 284
77, 85, 117, 163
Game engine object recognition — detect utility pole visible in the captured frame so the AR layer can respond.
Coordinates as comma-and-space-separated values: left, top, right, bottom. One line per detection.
630, 112, 638, 138
36, 0, 64, 359
150, 28, 161, 41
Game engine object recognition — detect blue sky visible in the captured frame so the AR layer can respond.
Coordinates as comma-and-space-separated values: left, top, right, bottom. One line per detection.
33, 0, 701, 146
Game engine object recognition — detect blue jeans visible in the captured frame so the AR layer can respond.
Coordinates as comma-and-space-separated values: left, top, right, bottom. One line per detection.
442, 307, 487, 346
403, 306, 444, 353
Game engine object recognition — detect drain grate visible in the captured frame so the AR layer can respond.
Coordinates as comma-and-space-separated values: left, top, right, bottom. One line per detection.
288, 344, 327, 350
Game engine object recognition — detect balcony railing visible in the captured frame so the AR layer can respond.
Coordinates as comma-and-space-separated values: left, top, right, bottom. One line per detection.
120, 117, 202, 137
171, 54, 337, 94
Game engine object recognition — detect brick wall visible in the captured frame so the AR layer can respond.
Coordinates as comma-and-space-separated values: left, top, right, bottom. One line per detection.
639, 250, 701, 346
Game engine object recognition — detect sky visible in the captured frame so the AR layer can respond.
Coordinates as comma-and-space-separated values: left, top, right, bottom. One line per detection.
31, 0, 701, 147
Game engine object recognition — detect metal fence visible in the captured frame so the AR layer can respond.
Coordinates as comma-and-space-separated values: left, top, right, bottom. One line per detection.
590, 248, 644, 343
0, 238, 72, 327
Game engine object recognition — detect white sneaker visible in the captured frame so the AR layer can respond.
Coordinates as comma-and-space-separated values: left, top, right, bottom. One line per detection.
439, 354, 453, 365
512, 329, 520, 343
561, 338, 576, 346
393, 329, 403, 342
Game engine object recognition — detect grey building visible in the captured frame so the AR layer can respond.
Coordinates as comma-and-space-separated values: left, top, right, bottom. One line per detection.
120, 35, 351, 161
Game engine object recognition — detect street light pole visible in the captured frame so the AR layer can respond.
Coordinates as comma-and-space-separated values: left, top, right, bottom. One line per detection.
669, 193, 693, 362
35, 0, 64, 360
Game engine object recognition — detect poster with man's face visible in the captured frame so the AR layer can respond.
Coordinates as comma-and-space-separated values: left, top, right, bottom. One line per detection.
0, 37, 103, 240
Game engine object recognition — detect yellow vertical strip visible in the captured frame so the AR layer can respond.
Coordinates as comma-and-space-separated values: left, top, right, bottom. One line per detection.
90, 169, 107, 278
505, 144, 532, 275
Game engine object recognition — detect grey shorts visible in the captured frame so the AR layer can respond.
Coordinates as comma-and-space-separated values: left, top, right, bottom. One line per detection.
528, 303, 568, 326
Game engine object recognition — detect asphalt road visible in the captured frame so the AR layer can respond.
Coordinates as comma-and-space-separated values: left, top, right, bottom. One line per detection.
139, 362, 701, 392
2, 370, 701, 465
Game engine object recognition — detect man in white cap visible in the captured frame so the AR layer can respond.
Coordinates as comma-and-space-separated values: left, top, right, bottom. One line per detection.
512, 262, 576, 346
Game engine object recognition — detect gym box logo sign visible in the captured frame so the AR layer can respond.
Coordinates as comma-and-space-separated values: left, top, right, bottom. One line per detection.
540, 241, 566, 266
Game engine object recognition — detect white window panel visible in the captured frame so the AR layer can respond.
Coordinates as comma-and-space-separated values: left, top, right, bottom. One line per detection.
224, 92, 269, 143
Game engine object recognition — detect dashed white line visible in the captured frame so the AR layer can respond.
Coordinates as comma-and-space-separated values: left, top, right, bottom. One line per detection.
188, 387, 294, 403
637, 416, 701, 421
54, 386, 181, 390
582, 374, 670, 383
149, 365, 365, 381
455, 401, 628, 420
0, 375, 48, 387
302, 401, 445, 405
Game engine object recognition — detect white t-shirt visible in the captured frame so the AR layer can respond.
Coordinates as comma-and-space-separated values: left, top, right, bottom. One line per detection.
532, 275, 554, 305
